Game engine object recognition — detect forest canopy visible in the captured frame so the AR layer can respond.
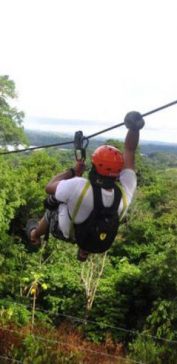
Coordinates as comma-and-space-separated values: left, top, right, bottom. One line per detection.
0, 76, 177, 363
0, 75, 28, 146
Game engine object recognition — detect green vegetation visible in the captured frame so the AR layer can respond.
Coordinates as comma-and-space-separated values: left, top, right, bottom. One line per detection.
147, 152, 177, 168
1, 76, 177, 363
0, 75, 28, 146
1, 141, 177, 363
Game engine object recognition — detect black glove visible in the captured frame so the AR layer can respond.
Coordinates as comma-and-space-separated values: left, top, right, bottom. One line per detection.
124, 111, 145, 131
44, 195, 59, 210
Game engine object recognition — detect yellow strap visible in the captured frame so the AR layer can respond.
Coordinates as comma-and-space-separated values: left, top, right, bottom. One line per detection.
69, 180, 91, 238
69, 180, 127, 239
116, 182, 128, 221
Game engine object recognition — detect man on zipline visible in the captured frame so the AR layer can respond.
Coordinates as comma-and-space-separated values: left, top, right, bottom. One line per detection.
26, 111, 145, 261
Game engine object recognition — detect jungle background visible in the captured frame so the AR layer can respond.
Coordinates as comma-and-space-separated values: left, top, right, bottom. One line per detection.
1, 76, 177, 363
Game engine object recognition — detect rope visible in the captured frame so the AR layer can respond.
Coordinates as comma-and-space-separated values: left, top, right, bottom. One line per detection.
0, 140, 74, 155
0, 99, 177, 156
142, 100, 177, 118
1, 300, 177, 345
85, 99, 177, 139
0, 326, 145, 364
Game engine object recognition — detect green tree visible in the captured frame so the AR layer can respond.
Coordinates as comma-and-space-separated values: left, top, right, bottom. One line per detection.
0, 75, 28, 145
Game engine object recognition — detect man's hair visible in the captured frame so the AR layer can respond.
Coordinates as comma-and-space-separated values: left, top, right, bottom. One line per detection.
89, 165, 116, 189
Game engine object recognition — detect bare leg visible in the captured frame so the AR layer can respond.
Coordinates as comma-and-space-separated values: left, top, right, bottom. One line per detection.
77, 248, 89, 262
30, 216, 49, 244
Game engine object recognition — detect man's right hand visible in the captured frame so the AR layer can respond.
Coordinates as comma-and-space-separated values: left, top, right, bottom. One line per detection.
124, 111, 145, 131
74, 160, 86, 176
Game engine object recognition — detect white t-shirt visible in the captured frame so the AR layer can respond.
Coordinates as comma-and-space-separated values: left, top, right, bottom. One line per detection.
55, 169, 137, 238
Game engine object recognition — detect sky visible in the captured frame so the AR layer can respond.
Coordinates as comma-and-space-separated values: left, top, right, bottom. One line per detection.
1, 0, 177, 143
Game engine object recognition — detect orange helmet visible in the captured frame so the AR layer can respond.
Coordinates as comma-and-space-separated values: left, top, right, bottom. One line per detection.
91, 145, 124, 177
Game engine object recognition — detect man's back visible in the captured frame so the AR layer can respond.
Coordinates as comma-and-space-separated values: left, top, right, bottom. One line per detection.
55, 169, 137, 239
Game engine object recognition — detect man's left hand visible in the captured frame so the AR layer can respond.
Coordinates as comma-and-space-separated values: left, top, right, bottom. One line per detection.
124, 111, 145, 131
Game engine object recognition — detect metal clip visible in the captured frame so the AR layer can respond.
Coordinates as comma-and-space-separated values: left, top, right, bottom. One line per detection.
74, 131, 88, 161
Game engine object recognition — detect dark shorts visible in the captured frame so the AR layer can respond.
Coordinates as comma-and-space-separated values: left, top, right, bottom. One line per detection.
44, 209, 70, 242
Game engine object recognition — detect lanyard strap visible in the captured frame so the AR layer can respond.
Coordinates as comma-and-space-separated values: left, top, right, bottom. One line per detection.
116, 182, 128, 221
69, 180, 127, 238
69, 180, 91, 238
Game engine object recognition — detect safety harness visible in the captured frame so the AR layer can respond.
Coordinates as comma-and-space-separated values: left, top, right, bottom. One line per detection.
69, 180, 128, 253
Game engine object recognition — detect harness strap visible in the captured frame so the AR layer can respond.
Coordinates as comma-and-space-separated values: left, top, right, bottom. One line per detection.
92, 184, 121, 214
69, 180, 91, 238
116, 182, 128, 221
69, 180, 128, 239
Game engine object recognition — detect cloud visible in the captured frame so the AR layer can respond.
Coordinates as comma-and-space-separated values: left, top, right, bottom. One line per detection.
1, 0, 177, 143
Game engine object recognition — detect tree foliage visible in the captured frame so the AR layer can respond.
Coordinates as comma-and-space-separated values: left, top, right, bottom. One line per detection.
0, 75, 28, 145
1, 130, 177, 362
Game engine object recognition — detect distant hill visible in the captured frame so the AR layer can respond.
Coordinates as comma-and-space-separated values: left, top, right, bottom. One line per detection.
25, 129, 105, 151
25, 129, 177, 155
140, 142, 177, 155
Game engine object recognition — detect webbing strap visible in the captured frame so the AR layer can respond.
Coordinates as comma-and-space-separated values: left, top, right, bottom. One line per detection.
92, 183, 121, 214
116, 182, 128, 221
69, 180, 91, 238
69, 180, 127, 238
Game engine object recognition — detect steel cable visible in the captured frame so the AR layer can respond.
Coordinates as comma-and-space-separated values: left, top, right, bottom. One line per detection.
0, 99, 177, 155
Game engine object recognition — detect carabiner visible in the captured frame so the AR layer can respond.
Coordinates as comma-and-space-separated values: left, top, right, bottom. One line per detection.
74, 131, 88, 161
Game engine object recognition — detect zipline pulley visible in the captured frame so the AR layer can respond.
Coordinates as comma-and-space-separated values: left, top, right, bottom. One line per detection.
74, 130, 88, 161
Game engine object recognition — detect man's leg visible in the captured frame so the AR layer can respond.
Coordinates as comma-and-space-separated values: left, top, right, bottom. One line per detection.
77, 248, 89, 262
30, 216, 49, 245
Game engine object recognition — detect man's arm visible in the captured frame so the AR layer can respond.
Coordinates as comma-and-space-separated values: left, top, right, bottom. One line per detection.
123, 111, 145, 170
123, 129, 140, 170
45, 161, 85, 194
45, 169, 75, 194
